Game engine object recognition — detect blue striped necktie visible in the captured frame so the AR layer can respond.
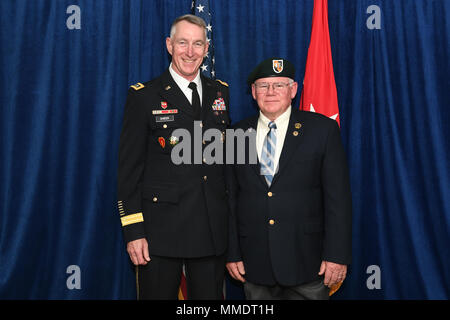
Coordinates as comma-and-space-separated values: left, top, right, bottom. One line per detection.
260, 121, 277, 186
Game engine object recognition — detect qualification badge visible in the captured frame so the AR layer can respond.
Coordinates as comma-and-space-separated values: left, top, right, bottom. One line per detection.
169, 136, 179, 146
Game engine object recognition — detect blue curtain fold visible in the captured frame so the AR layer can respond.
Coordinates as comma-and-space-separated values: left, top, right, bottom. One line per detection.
0, 0, 448, 299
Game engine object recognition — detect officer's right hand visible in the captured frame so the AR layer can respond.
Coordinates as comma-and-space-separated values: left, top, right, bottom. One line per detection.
127, 238, 151, 265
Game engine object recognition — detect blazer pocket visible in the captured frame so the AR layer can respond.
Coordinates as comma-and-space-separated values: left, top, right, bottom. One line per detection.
143, 186, 179, 204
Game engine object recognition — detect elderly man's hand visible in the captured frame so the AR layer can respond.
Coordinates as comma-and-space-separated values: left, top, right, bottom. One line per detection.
226, 261, 246, 283
127, 238, 151, 265
318, 261, 347, 287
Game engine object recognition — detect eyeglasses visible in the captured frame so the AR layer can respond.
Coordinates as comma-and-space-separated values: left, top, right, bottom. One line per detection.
254, 82, 293, 94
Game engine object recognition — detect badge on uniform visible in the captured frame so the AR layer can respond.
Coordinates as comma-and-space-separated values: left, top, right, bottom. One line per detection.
212, 98, 226, 111
273, 60, 283, 73
158, 137, 165, 148
161, 101, 168, 109
169, 136, 179, 146
156, 115, 174, 122
131, 82, 145, 91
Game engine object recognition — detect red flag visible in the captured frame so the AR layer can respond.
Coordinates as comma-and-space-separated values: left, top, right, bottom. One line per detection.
178, 267, 188, 300
300, 0, 340, 127
177, 265, 226, 300
301, 0, 343, 296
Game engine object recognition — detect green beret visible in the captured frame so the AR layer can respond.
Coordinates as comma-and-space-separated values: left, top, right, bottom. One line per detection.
247, 57, 296, 85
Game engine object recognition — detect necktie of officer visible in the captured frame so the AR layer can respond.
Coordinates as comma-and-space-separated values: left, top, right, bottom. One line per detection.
260, 121, 277, 186
188, 82, 201, 120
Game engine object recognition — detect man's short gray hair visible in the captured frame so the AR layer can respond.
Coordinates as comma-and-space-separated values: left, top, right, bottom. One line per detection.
170, 14, 207, 38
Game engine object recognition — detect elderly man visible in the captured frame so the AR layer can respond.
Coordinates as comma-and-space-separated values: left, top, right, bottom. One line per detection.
118, 14, 230, 299
226, 58, 352, 300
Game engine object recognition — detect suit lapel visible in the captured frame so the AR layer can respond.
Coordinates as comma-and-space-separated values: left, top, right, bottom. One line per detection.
271, 110, 306, 186
241, 115, 268, 188
158, 70, 194, 117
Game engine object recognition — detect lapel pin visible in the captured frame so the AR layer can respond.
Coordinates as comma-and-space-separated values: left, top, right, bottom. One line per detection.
165, 85, 171, 91
295, 123, 302, 129
293, 131, 299, 136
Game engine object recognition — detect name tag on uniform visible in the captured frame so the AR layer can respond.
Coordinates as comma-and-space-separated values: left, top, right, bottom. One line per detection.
155, 115, 174, 122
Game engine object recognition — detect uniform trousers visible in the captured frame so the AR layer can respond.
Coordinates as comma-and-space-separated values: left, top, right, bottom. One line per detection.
244, 278, 329, 300
136, 254, 225, 300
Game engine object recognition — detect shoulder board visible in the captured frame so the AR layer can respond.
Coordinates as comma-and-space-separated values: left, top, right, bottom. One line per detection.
130, 82, 145, 91
216, 79, 229, 87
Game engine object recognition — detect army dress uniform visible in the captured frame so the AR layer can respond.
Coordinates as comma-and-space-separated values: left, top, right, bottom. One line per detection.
118, 69, 230, 299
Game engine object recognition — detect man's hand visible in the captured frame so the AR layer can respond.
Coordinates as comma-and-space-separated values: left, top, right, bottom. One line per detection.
318, 261, 347, 287
127, 238, 150, 265
226, 261, 246, 283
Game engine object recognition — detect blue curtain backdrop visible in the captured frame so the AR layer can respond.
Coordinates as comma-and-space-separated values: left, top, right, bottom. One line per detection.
0, 0, 449, 299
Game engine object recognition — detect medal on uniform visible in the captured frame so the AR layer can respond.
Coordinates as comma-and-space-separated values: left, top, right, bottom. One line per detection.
152, 109, 178, 115
212, 98, 226, 111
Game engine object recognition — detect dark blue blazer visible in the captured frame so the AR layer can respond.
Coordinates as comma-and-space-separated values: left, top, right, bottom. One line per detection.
227, 107, 352, 286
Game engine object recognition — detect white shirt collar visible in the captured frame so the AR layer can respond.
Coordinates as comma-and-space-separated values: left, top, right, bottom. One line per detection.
169, 63, 202, 104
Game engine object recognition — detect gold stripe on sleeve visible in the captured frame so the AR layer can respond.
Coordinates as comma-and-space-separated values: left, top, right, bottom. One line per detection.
120, 212, 144, 226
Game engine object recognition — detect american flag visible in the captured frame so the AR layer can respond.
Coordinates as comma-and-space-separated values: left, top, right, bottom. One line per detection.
177, 2, 222, 300
191, 0, 216, 79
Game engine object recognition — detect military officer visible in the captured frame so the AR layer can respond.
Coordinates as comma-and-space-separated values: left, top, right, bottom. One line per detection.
118, 14, 230, 299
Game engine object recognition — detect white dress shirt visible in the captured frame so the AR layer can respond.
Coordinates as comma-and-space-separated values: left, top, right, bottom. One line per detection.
169, 63, 203, 106
256, 106, 292, 174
